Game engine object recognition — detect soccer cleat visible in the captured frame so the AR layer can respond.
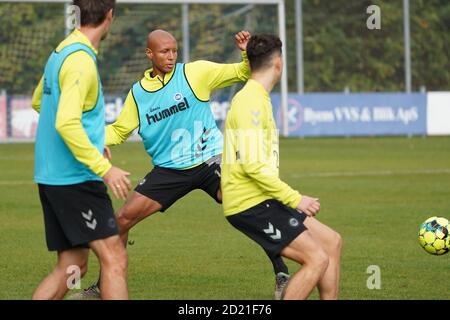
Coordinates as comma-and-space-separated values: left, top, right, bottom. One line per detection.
67, 283, 100, 300
274, 272, 290, 300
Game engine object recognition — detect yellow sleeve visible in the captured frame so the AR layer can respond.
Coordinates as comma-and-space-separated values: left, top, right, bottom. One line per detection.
55, 51, 112, 177
105, 90, 139, 146
232, 97, 302, 209
32, 75, 44, 113
185, 51, 250, 101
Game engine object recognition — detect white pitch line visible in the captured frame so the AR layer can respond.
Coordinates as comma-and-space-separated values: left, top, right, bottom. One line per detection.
1, 168, 450, 186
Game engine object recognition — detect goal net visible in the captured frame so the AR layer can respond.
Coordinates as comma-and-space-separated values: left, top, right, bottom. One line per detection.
0, 0, 284, 141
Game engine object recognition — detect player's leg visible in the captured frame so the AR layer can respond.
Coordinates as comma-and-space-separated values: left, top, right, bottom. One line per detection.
86, 191, 163, 295
116, 191, 162, 245
268, 252, 289, 274
210, 175, 291, 299
69, 190, 162, 300
303, 217, 342, 300
32, 247, 89, 300
215, 182, 292, 297
198, 161, 291, 299
33, 184, 91, 300
117, 166, 198, 243
280, 230, 329, 299
40, 182, 126, 300
89, 235, 128, 300
226, 200, 323, 300
72, 167, 195, 299
267, 250, 290, 300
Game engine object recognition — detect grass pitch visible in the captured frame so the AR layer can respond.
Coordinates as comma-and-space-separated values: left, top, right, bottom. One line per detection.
0, 136, 449, 300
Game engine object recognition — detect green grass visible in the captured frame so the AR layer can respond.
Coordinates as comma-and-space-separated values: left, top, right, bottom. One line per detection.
0, 136, 449, 300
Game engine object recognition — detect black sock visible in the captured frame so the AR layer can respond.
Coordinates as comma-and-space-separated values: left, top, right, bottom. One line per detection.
270, 254, 289, 275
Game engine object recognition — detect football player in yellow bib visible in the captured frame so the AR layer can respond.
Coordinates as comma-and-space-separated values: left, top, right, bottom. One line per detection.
221, 33, 342, 300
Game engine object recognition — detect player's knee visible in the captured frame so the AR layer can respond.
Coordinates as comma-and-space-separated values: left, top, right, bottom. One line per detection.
116, 208, 134, 231
311, 248, 329, 276
334, 231, 343, 255
327, 230, 343, 258
321, 227, 343, 259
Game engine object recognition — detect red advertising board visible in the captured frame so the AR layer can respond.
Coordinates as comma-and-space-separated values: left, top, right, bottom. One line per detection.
10, 97, 38, 138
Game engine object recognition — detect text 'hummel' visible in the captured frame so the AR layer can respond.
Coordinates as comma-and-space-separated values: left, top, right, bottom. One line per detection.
146, 97, 190, 125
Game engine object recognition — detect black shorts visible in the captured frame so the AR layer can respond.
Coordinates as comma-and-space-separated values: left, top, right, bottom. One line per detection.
38, 181, 119, 252
226, 199, 307, 258
135, 160, 222, 212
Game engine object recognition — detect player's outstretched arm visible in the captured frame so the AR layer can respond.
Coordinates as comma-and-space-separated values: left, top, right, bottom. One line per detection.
184, 31, 251, 101
105, 90, 139, 146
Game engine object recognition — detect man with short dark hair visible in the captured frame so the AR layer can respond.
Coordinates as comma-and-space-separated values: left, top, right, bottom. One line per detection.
222, 33, 342, 300
31, 0, 130, 300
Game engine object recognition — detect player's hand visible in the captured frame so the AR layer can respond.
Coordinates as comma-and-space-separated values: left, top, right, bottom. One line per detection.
103, 146, 112, 161
235, 31, 251, 51
103, 166, 132, 200
296, 195, 320, 217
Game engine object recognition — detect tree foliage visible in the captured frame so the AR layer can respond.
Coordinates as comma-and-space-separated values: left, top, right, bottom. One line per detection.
0, 0, 448, 95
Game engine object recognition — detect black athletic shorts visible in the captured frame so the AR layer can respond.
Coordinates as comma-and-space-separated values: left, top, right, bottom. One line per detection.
226, 199, 307, 258
135, 160, 222, 212
38, 181, 119, 252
